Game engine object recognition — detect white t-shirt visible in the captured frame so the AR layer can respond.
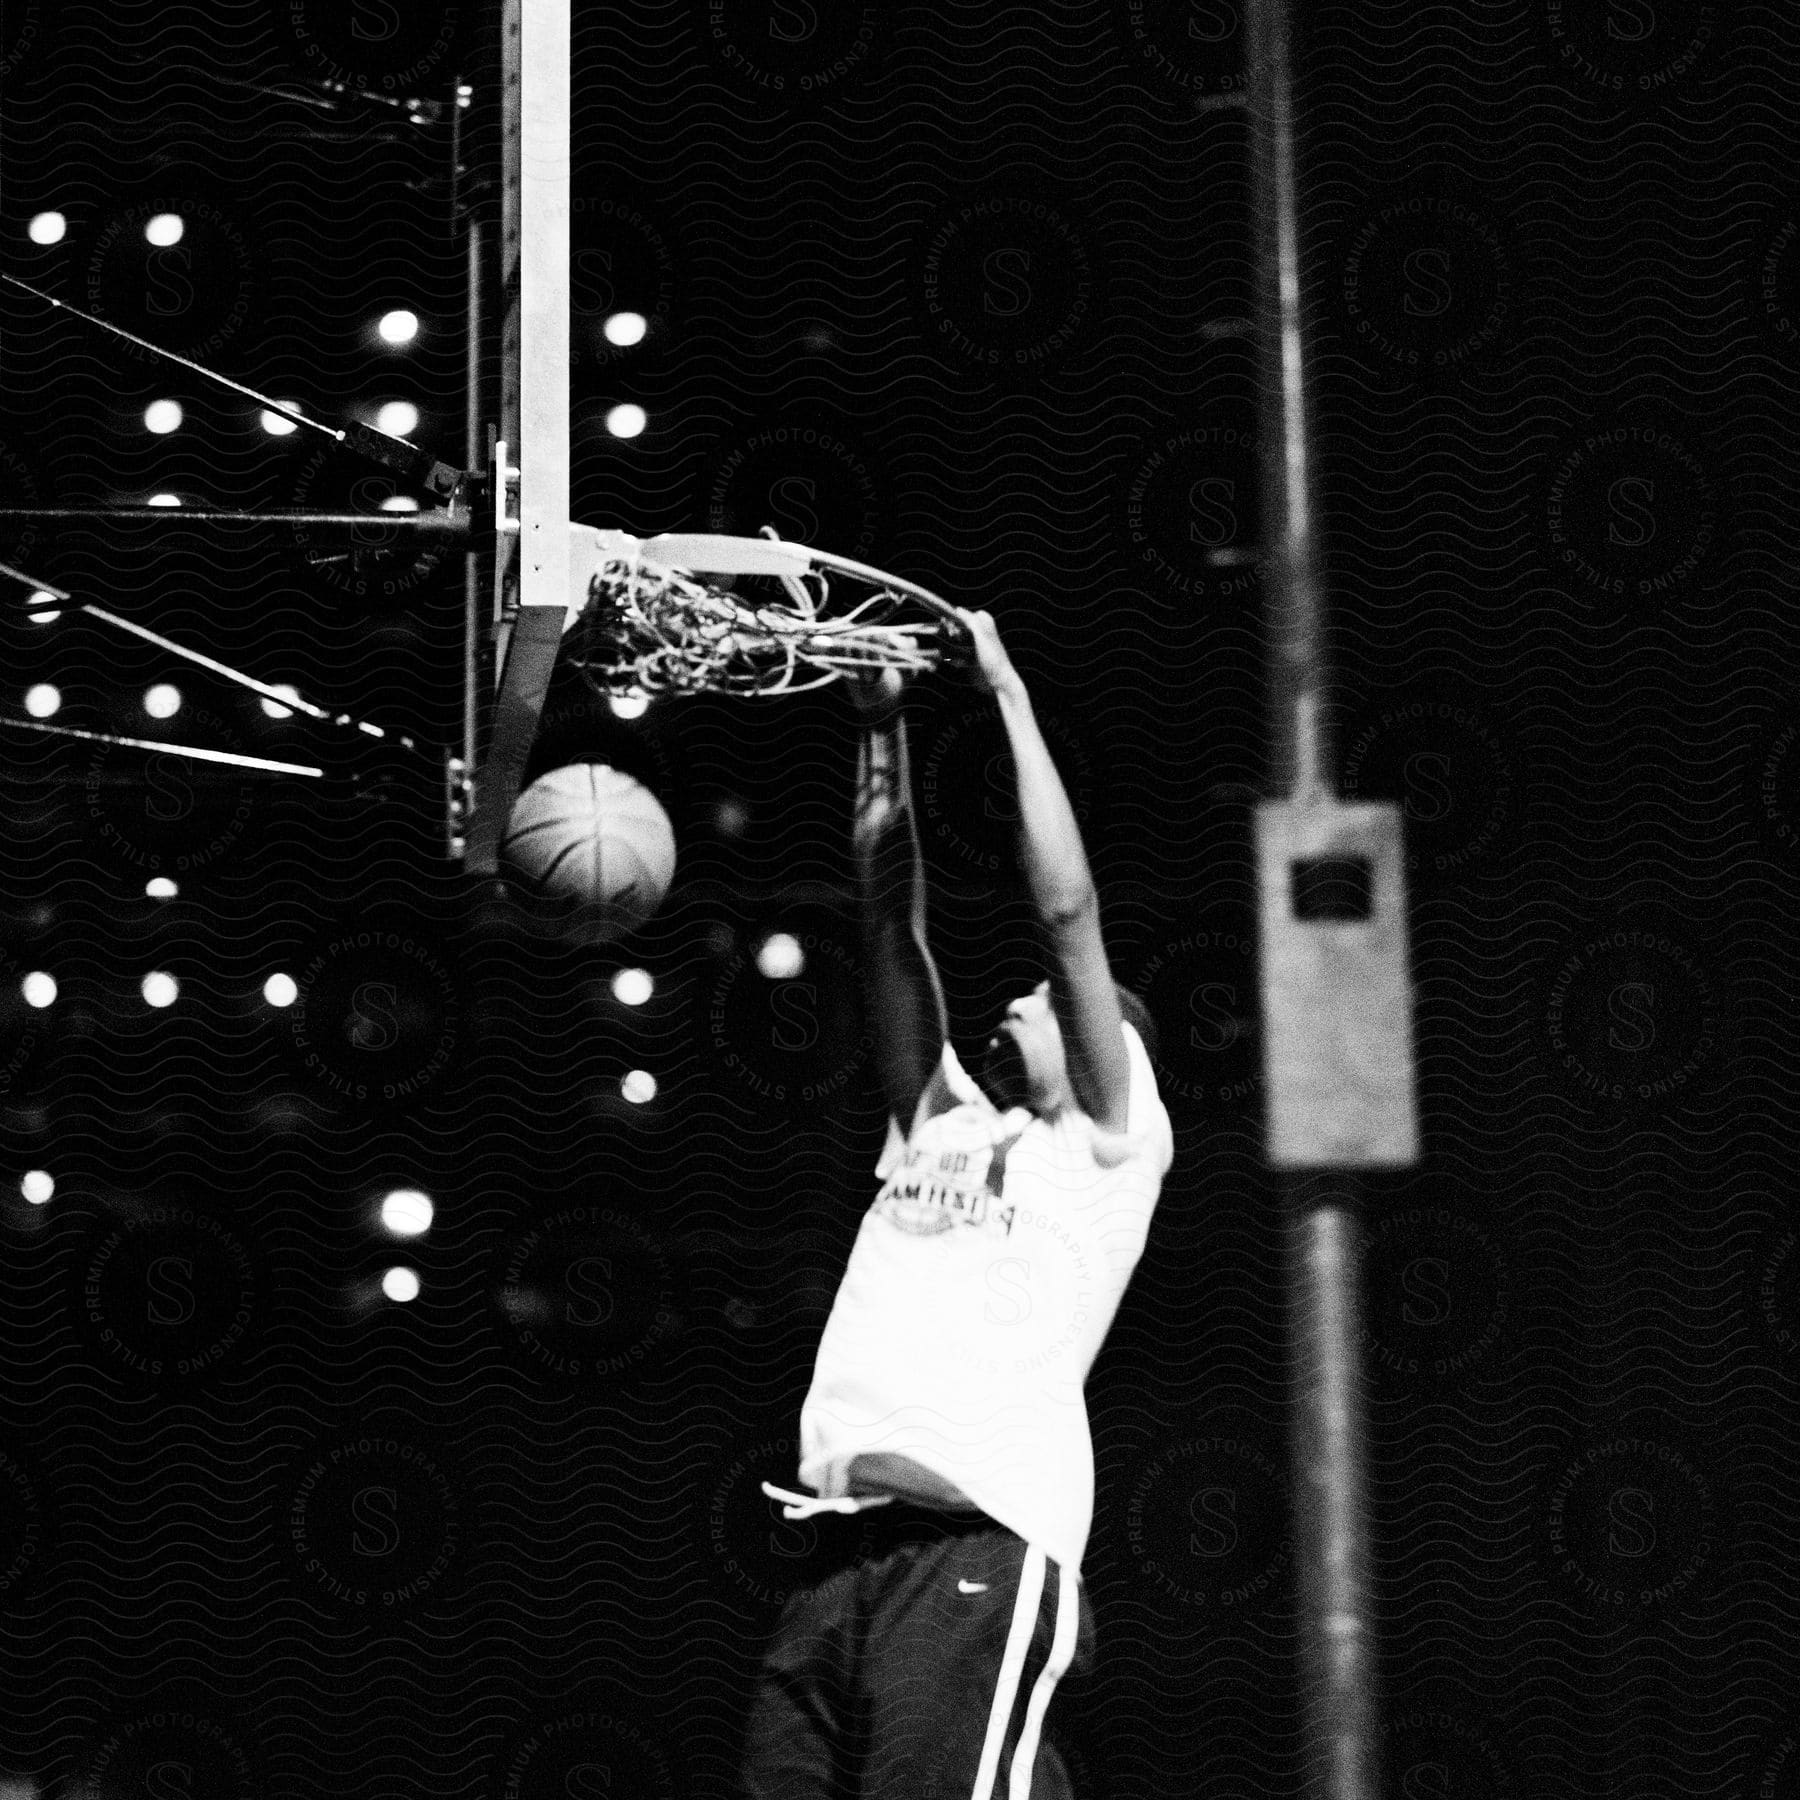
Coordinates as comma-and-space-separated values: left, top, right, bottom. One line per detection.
796, 1021, 1174, 1574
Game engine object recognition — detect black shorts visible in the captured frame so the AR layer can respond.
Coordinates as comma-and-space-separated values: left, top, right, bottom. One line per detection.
740, 1497, 1097, 1799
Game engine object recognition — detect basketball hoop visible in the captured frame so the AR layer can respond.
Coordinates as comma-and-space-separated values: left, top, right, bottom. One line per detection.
563, 525, 973, 697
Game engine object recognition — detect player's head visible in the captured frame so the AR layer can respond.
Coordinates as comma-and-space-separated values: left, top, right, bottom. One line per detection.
980, 980, 1158, 1114
1113, 983, 1159, 1063
982, 980, 1067, 1114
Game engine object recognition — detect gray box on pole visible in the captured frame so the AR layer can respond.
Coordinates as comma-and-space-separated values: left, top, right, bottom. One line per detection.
1257, 797, 1420, 1168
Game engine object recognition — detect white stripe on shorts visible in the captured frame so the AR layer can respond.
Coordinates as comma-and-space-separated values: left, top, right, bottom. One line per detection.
1008, 1560, 1080, 1798
968, 1544, 1075, 1800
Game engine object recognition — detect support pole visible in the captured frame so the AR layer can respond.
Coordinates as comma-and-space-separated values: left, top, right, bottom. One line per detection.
1248, 0, 1330, 806
1243, 1, 1407, 1796
1281, 1175, 1382, 1800
464, 214, 484, 790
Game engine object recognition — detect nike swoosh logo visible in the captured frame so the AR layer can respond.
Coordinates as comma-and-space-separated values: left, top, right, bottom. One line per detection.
958, 1579, 989, 1594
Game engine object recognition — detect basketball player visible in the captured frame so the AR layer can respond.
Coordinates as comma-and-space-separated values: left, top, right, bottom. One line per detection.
741, 610, 1174, 1798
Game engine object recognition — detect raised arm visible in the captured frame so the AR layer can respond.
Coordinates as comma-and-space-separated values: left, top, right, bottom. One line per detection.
960, 610, 1131, 1132
849, 671, 953, 1129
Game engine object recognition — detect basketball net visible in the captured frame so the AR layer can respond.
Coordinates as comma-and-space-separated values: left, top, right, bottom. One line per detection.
563, 525, 974, 697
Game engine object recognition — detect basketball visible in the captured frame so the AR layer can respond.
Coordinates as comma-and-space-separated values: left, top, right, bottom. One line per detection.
501, 762, 676, 937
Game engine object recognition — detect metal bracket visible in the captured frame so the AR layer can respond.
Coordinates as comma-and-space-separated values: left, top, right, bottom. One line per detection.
1257, 797, 1420, 1167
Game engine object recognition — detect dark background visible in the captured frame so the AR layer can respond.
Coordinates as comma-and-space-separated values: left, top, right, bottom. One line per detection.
0, 1, 1795, 1795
